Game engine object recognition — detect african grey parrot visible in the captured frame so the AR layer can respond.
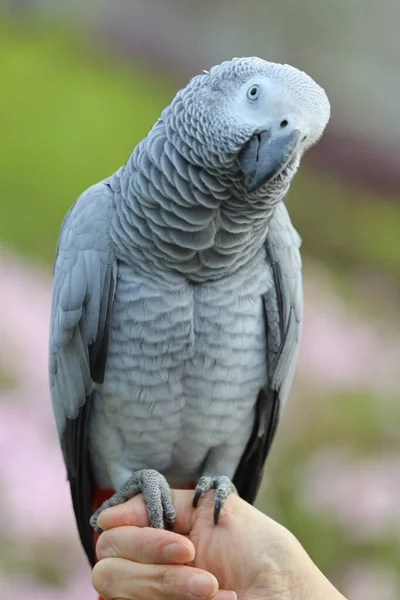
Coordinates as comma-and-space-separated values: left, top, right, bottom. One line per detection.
49, 57, 330, 566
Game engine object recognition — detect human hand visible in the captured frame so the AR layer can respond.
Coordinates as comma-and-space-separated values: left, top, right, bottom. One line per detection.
92, 489, 346, 600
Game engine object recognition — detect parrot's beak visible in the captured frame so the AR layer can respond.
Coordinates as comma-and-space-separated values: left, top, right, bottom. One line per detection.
239, 129, 301, 192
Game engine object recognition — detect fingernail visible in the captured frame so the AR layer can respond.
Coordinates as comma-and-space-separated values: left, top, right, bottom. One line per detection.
214, 592, 237, 600
190, 573, 218, 598
163, 542, 195, 563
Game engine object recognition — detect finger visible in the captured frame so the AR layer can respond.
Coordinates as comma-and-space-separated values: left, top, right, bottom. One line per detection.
92, 557, 220, 600
96, 526, 195, 564
98, 489, 198, 534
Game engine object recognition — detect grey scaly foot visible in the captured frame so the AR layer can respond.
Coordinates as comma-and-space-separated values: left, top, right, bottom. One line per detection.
193, 475, 237, 524
90, 469, 176, 533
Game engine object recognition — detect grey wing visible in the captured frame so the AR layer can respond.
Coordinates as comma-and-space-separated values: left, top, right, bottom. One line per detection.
233, 202, 303, 503
49, 181, 117, 566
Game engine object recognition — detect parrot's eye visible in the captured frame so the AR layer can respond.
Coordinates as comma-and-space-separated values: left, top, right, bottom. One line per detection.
247, 85, 260, 100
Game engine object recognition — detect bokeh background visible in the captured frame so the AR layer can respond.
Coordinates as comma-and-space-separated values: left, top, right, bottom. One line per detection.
0, 2, 399, 599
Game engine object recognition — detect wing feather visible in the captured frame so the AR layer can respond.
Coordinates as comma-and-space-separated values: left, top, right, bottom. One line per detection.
49, 182, 116, 565
233, 202, 303, 502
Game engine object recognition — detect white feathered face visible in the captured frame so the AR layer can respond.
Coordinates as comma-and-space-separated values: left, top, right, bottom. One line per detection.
163, 57, 331, 193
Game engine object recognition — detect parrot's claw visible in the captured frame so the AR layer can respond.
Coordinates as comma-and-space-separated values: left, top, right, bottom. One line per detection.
90, 469, 176, 532
193, 475, 237, 524
90, 509, 105, 534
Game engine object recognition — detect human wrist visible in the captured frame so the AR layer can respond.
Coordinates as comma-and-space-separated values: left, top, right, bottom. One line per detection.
284, 534, 347, 600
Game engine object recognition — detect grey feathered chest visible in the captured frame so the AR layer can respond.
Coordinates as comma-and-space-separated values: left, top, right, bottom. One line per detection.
89, 249, 272, 490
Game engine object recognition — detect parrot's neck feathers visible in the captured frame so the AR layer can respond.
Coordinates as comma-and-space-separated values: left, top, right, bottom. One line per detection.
110, 127, 288, 281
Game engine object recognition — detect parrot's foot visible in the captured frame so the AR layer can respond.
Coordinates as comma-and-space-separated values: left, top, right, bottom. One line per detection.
193, 475, 237, 524
90, 469, 176, 533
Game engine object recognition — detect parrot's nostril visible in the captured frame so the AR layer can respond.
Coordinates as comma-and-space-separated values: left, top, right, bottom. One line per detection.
302, 135, 307, 142
280, 120, 288, 128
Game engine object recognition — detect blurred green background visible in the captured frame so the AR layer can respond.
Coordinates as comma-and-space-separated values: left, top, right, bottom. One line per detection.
0, 3, 399, 600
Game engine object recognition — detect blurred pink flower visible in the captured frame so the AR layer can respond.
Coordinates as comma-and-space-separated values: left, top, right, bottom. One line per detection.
0, 573, 96, 600
300, 448, 400, 541
0, 252, 78, 539
0, 251, 92, 596
0, 403, 77, 538
299, 265, 400, 395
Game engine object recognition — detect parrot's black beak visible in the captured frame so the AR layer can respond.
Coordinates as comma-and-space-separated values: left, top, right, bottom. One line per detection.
239, 129, 301, 192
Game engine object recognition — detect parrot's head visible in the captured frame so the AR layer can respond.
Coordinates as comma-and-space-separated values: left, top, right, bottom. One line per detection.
163, 57, 330, 196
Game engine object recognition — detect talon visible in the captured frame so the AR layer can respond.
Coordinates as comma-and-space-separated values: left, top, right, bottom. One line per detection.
164, 509, 176, 530
193, 488, 203, 508
90, 512, 104, 534
214, 500, 222, 525
193, 475, 237, 524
